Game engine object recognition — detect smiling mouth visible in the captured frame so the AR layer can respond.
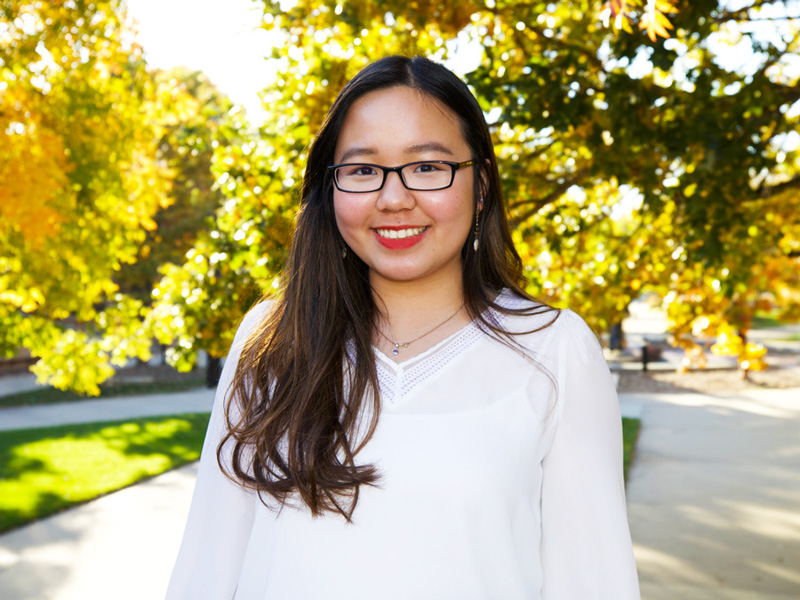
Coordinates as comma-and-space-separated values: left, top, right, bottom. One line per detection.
374, 226, 428, 239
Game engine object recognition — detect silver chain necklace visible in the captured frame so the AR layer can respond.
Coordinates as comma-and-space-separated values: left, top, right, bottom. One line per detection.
378, 303, 465, 356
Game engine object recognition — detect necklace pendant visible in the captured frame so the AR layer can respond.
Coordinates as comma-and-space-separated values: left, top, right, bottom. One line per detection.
392, 344, 400, 356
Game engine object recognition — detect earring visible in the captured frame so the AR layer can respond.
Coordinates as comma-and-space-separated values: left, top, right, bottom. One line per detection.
341, 243, 348, 259
473, 199, 482, 252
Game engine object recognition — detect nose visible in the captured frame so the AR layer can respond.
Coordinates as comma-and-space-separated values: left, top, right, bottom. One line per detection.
376, 170, 416, 212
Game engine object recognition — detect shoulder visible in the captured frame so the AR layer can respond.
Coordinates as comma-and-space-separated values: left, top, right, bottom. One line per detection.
229, 299, 274, 357
554, 309, 602, 347
492, 289, 560, 340
492, 291, 601, 359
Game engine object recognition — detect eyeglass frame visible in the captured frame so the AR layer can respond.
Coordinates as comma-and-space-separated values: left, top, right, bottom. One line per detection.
327, 159, 477, 193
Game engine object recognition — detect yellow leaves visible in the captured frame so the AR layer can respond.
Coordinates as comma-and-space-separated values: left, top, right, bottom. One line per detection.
640, 0, 677, 42
0, 1, 181, 393
739, 343, 768, 371
710, 324, 768, 371
0, 288, 44, 313
0, 87, 72, 246
678, 343, 707, 373
605, 0, 677, 41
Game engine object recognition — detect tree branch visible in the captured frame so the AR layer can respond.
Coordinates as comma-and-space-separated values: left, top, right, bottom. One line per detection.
757, 175, 800, 197
508, 168, 591, 226
711, 0, 794, 22
522, 27, 607, 72
483, 6, 607, 73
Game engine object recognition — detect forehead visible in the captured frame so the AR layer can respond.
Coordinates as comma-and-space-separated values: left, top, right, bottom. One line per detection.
333, 86, 468, 162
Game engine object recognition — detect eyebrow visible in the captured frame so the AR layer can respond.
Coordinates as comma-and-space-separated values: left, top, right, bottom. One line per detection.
338, 142, 455, 163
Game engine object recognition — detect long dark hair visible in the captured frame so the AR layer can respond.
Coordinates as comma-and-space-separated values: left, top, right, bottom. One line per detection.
221, 55, 558, 520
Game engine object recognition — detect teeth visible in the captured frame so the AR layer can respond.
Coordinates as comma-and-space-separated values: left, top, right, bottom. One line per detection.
376, 226, 426, 239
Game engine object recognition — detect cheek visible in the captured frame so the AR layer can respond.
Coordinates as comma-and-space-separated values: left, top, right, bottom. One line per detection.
431, 190, 476, 233
333, 194, 364, 239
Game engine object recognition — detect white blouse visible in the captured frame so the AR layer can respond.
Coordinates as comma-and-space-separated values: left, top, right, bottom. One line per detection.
166, 293, 640, 599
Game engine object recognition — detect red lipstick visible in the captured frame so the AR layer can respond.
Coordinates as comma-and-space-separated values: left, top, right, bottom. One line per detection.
373, 226, 427, 250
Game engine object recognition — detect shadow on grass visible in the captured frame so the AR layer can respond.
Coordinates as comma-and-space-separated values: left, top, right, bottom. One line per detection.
0, 413, 210, 533
622, 417, 640, 485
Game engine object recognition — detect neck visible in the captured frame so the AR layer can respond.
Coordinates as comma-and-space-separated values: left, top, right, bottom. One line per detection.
370, 272, 467, 350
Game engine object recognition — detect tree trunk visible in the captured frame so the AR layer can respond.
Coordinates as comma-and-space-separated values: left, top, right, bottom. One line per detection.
609, 321, 624, 351
206, 356, 222, 388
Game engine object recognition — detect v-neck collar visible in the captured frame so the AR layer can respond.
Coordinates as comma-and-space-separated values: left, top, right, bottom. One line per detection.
371, 318, 480, 373
345, 289, 523, 406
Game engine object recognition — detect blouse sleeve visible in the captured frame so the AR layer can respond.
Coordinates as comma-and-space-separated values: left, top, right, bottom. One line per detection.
539, 310, 640, 599
165, 304, 269, 600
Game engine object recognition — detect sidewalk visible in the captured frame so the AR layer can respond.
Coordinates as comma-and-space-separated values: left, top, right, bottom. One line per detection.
1, 386, 799, 599
625, 387, 800, 599
0, 388, 214, 431
0, 463, 198, 600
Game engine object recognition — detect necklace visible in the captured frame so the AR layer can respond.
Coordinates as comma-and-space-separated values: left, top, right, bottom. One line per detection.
378, 303, 465, 356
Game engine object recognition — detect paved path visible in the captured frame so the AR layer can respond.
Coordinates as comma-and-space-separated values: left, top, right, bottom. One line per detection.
1, 386, 799, 599
625, 387, 800, 599
0, 388, 214, 431
0, 373, 49, 398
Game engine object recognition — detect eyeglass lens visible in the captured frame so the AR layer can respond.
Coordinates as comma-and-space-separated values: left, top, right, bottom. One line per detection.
334, 162, 453, 192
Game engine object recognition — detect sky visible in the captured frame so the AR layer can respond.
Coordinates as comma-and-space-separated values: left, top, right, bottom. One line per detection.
126, 0, 278, 125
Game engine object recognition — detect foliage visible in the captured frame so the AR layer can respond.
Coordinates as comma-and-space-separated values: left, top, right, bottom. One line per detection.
0, 413, 210, 533
148, 1, 798, 371
0, 0, 172, 393
148, 0, 682, 369
154, 0, 798, 372
5, 0, 800, 385
710, 323, 767, 372
148, 89, 295, 368
608, 0, 679, 41
116, 67, 234, 302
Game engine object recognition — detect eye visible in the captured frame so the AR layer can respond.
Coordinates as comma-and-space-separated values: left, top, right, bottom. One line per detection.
349, 165, 378, 176
413, 162, 446, 173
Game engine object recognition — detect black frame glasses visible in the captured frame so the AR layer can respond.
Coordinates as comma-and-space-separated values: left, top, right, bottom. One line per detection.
327, 159, 477, 193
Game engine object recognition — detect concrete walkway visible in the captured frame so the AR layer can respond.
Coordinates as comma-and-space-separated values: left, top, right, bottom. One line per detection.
625, 387, 800, 599
0, 388, 214, 431
1, 386, 799, 599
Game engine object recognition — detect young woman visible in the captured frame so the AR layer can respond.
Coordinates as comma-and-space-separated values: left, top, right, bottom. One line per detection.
166, 55, 640, 599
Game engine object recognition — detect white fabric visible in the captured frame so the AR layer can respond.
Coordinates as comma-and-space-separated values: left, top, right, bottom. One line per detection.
166, 293, 640, 600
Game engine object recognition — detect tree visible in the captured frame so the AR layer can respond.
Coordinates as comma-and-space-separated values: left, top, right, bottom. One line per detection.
148, 104, 294, 370
153, 0, 800, 371
0, 0, 171, 393
115, 67, 234, 302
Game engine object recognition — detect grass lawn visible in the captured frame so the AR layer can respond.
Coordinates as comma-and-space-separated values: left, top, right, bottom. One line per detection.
0, 413, 210, 534
752, 314, 781, 329
0, 376, 206, 408
622, 417, 640, 483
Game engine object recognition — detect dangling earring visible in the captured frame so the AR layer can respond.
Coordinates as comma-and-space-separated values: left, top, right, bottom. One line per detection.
473, 199, 482, 252
341, 243, 348, 259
